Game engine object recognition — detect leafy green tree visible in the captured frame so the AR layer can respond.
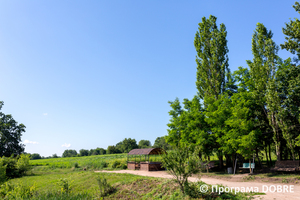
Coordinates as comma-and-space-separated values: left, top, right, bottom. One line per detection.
194, 15, 231, 168
138, 140, 151, 149
161, 145, 202, 194
281, 2, 300, 62
153, 136, 171, 150
62, 150, 78, 157
0, 102, 26, 157
166, 97, 210, 158
247, 23, 284, 161
16, 154, 31, 176
52, 153, 58, 158
106, 145, 121, 154
30, 153, 42, 160
194, 15, 229, 100
79, 149, 89, 156
117, 138, 138, 153
90, 148, 106, 155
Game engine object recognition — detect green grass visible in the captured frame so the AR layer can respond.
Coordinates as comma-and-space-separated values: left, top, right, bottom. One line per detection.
30, 153, 128, 169
2, 167, 252, 199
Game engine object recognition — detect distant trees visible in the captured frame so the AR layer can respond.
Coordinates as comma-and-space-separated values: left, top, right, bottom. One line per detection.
138, 140, 151, 149
153, 136, 170, 150
116, 138, 138, 153
30, 153, 42, 160
0, 102, 26, 157
89, 148, 106, 155
79, 149, 89, 156
62, 150, 78, 157
106, 146, 121, 154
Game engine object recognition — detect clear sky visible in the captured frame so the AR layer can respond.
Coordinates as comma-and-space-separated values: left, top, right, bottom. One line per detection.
0, 1, 297, 157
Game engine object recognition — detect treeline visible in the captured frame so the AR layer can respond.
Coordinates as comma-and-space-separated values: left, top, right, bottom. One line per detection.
29, 136, 170, 159
166, 2, 300, 169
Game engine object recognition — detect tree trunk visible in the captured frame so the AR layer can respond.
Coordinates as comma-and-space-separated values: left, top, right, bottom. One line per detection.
265, 145, 269, 167
256, 149, 263, 169
268, 143, 272, 166
218, 152, 223, 169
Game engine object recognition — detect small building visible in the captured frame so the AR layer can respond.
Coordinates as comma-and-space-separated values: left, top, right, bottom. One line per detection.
127, 148, 165, 171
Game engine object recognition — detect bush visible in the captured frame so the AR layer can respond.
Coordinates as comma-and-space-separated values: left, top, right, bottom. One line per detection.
56, 178, 73, 194
1, 156, 18, 178
0, 154, 31, 179
99, 161, 108, 169
96, 176, 114, 197
0, 159, 6, 183
0, 182, 36, 199
73, 162, 79, 168
161, 146, 202, 195
16, 154, 31, 175
111, 160, 121, 169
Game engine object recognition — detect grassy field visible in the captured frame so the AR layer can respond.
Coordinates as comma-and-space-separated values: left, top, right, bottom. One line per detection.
0, 154, 257, 199
30, 154, 128, 169
3, 168, 253, 199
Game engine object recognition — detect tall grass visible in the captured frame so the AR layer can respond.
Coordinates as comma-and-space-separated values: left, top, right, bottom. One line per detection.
30, 154, 127, 170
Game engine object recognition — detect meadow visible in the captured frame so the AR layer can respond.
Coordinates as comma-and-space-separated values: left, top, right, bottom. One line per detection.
0, 153, 256, 199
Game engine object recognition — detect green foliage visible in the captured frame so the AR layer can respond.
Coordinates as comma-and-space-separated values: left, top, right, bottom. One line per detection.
161, 146, 202, 194
99, 161, 108, 169
116, 138, 138, 153
0, 182, 37, 199
79, 149, 89, 156
16, 154, 31, 176
194, 15, 229, 100
0, 154, 32, 179
0, 101, 26, 157
106, 145, 121, 154
281, 1, 300, 61
56, 178, 73, 194
138, 140, 152, 149
89, 147, 106, 155
0, 159, 6, 183
111, 160, 121, 169
62, 150, 78, 158
30, 153, 42, 160
153, 136, 171, 150
96, 176, 114, 197
73, 162, 79, 168
166, 96, 208, 152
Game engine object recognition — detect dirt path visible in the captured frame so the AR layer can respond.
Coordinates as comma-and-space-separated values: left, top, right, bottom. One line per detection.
95, 170, 300, 200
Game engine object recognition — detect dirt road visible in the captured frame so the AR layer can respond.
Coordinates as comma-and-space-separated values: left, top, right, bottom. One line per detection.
96, 170, 300, 200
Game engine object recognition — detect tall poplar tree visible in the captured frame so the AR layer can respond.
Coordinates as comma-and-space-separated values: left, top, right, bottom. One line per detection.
281, 1, 300, 62
194, 15, 230, 168
194, 15, 229, 100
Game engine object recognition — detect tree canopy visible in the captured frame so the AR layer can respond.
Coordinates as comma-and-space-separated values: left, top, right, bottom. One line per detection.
0, 102, 26, 157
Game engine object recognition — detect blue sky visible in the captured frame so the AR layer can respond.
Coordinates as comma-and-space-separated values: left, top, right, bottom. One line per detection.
0, 1, 297, 157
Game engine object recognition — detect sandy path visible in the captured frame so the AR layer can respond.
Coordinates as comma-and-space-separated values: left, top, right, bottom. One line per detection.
95, 170, 300, 200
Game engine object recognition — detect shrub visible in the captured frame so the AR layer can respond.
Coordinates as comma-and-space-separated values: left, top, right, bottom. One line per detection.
99, 161, 108, 169
96, 176, 114, 197
111, 160, 121, 169
0, 182, 36, 199
0, 159, 6, 183
16, 154, 31, 175
161, 146, 202, 195
1, 156, 18, 178
56, 178, 73, 194
73, 162, 79, 168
